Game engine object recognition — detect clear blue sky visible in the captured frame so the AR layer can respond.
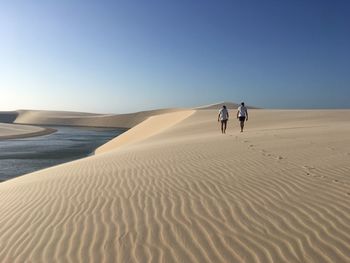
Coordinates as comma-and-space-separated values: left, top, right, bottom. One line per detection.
1, 0, 349, 113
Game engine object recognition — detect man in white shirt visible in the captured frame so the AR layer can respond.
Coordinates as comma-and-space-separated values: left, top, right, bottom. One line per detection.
237, 102, 248, 132
217, 105, 229, 134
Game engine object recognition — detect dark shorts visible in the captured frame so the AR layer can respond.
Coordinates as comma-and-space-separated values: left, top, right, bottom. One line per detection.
221, 119, 228, 124
239, 116, 246, 122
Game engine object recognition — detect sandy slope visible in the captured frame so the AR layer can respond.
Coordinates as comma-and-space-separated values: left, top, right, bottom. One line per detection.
0, 123, 55, 140
196, 102, 258, 110
195, 101, 241, 110
14, 108, 184, 128
96, 110, 194, 154
0, 109, 349, 263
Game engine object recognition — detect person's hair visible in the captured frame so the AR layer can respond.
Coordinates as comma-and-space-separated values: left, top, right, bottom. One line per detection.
223, 105, 226, 109
241, 102, 245, 106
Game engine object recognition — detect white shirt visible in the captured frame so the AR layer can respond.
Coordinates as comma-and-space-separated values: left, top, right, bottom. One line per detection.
237, 105, 247, 117
219, 108, 229, 120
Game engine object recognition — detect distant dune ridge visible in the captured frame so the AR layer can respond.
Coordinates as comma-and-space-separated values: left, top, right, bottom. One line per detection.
14, 108, 186, 128
0, 104, 350, 262
1, 102, 254, 129
195, 101, 259, 110
0, 108, 187, 139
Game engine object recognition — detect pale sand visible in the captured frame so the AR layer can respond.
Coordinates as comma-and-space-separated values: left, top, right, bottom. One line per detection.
0, 109, 349, 262
96, 110, 194, 154
0, 123, 55, 140
195, 101, 241, 110
14, 108, 184, 128
195, 101, 259, 110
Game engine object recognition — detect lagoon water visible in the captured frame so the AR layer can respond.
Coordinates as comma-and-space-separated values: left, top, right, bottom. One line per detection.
0, 126, 126, 182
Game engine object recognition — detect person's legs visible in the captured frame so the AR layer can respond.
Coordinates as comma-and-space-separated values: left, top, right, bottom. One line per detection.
239, 117, 246, 132
220, 120, 227, 134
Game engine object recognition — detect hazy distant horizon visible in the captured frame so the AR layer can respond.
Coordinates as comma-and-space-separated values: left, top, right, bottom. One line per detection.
1, 101, 350, 115
1, 0, 349, 113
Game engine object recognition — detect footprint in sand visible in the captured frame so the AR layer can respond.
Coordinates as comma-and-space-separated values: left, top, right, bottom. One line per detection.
261, 150, 268, 156
276, 156, 283, 160
259, 149, 274, 158
333, 179, 339, 183
302, 166, 319, 177
303, 165, 316, 171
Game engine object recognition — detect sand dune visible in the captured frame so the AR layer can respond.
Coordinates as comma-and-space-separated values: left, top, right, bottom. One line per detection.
195, 101, 241, 110
14, 108, 184, 128
196, 101, 258, 110
96, 110, 194, 154
0, 109, 349, 262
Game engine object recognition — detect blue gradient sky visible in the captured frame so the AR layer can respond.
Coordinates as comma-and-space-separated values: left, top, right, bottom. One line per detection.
1, 0, 349, 113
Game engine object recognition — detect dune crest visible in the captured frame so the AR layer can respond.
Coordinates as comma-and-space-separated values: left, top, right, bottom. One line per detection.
195, 101, 258, 110
96, 110, 194, 154
14, 108, 186, 128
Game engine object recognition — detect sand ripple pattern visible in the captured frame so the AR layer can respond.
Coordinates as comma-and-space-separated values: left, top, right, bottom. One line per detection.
0, 110, 350, 262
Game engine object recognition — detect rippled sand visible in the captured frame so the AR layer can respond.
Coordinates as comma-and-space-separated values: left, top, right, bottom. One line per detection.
0, 109, 349, 262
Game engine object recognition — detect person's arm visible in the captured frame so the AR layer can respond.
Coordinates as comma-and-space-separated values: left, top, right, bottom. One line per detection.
236, 110, 239, 119
227, 111, 229, 120
245, 109, 248, 121
218, 112, 220, 122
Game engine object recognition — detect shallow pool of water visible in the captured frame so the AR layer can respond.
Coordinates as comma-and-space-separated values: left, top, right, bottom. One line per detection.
0, 126, 126, 182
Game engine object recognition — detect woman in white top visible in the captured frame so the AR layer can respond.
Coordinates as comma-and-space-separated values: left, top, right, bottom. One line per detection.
237, 102, 248, 132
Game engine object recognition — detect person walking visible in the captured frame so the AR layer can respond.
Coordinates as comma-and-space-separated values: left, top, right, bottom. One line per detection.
218, 105, 229, 134
237, 102, 248, 132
